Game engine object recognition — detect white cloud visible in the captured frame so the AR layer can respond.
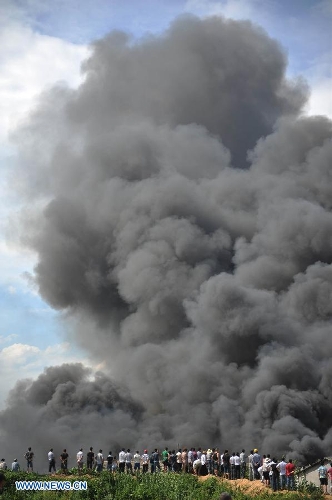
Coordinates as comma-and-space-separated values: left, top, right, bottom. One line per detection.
0, 334, 18, 345
0, 22, 89, 298
0, 22, 89, 143
303, 52, 332, 120
305, 78, 332, 119
0, 343, 40, 364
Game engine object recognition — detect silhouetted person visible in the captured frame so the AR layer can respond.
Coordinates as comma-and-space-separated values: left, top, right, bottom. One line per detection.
219, 493, 232, 500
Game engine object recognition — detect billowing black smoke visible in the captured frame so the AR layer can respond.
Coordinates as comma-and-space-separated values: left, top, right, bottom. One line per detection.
1, 15, 332, 469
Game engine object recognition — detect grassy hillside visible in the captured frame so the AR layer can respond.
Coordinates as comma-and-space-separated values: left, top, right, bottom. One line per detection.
1, 471, 323, 499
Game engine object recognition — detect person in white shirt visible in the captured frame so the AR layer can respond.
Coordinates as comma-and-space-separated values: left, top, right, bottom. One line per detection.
176, 449, 182, 473
240, 449, 246, 478
141, 450, 149, 474
206, 449, 212, 475
276, 457, 287, 490
11, 459, 20, 472
133, 451, 141, 472
234, 453, 241, 479
125, 449, 133, 474
220, 453, 224, 477
248, 451, 254, 481
188, 449, 193, 473
118, 448, 126, 473
200, 451, 207, 475
77, 448, 84, 474
48, 449, 56, 474
95, 450, 104, 472
230, 453, 235, 480
258, 464, 264, 483
262, 455, 271, 486
193, 458, 202, 476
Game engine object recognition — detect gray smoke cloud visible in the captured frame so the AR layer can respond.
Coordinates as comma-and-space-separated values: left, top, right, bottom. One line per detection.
1, 15, 332, 469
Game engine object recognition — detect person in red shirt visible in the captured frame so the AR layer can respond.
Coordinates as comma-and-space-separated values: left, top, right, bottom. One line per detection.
327, 462, 332, 495
285, 459, 295, 490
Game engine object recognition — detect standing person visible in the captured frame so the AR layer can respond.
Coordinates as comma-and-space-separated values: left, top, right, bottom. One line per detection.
24, 447, 34, 473
77, 448, 84, 474
285, 459, 295, 490
200, 451, 207, 476
107, 451, 114, 472
60, 449, 69, 473
276, 456, 287, 490
162, 447, 169, 472
318, 460, 328, 495
219, 451, 224, 478
169, 450, 176, 472
252, 449, 261, 480
234, 453, 241, 479
112, 458, 118, 472
0, 460, 7, 471
223, 450, 230, 479
141, 450, 149, 474
188, 448, 193, 474
240, 449, 246, 478
212, 449, 219, 477
152, 449, 161, 473
150, 452, 155, 474
11, 459, 20, 472
269, 458, 279, 491
206, 449, 212, 475
95, 450, 104, 472
327, 462, 332, 495
48, 449, 56, 474
87, 447, 94, 470
125, 449, 133, 474
230, 453, 235, 480
118, 448, 126, 473
248, 450, 254, 481
181, 448, 188, 473
176, 449, 182, 473
133, 451, 141, 473
262, 455, 271, 486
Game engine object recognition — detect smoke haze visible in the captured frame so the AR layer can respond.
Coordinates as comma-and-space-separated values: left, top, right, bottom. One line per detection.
1, 15, 332, 470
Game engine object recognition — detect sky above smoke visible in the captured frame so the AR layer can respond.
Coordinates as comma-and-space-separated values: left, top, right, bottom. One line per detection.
1, 15, 332, 470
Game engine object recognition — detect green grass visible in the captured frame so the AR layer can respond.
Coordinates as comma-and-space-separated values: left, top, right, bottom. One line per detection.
1, 471, 324, 499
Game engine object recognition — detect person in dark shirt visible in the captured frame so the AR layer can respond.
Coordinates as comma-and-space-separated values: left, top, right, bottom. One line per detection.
24, 447, 34, 472
87, 447, 94, 470
107, 451, 114, 472
60, 449, 69, 472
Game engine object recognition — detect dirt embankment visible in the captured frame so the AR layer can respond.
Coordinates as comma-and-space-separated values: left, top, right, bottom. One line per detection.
199, 476, 329, 498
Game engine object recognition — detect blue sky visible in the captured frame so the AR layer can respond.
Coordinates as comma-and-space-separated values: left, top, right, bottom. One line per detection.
0, 0, 331, 408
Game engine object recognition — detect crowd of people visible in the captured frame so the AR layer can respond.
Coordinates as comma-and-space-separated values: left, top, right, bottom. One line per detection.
1, 445, 331, 494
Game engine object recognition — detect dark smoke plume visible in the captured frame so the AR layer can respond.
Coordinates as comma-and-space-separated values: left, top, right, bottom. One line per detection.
1, 15, 332, 469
